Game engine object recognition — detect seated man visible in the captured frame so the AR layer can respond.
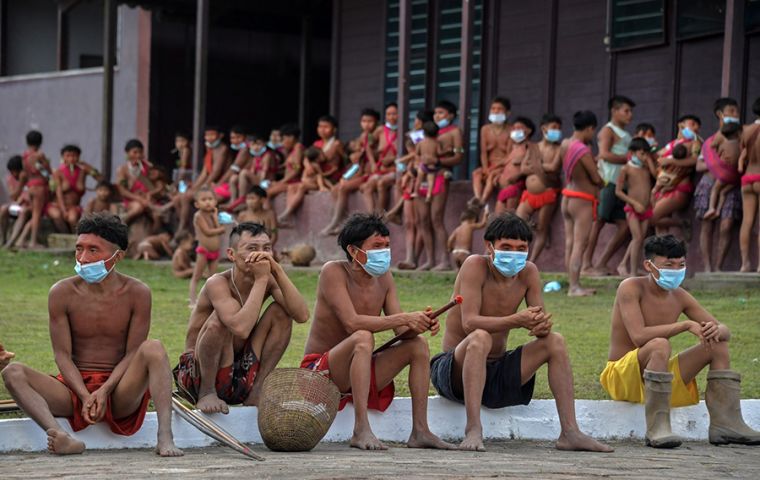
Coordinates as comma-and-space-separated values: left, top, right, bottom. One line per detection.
601, 234, 760, 448
175, 222, 309, 413
0, 213, 181, 456
302, 213, 452, 451
431, 213, 612, 452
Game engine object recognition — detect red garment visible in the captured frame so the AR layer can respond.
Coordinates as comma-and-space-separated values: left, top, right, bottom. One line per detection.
54, 371, 150, 435
519, 189, 557, 210
624, 204, 654, 221
418, 173, 446, 198
300, 352, 394, 412
653, 181, 694, 200
203, 149, 214, 175
58, 164, 85, 196
497, 180, 525, 202
174, 346, 259, 405
195, 245, 220, 261
561, 188, 598, 220
214, 183, 231, 200
741, 174, 760, 186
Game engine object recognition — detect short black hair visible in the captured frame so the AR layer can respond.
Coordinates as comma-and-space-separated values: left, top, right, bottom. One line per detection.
230, 124, 247, 135
304, 146, 321, 161
124, 139, 144, 152
672, 144, 688, 159
280, 123, 301, 138
635, 122, 655, 134
7, 155, 22, 172
609, 95, 636, 110
644, 234, 686, 260
26, 130, 43, 148
385, 102, 398, 110
318, 114, 339, 128
247, 185, 267, 198
61, 144, 81, 156
491, 97, 511, 111
677, 114, 701, 126
422, 121, 439, 137
753, 97, 760, 117
573, 110, 598, 131
175, 131, 191, 140
175, 230, 193, 244
540, 114, 562, 126
229, 222, 269, 247
76, 213, 129, 251
360, 108, 380, 121
460, 207, 479, 222
720, 121, 741, 138
337, 213, 390, 261
436, 100, 458, 118
193, 186, 213, 200
416, 109, 435, 123
513, 116, 535, 137
628, 137, 650, 152
204, 125, 222, 133
484, 213, 533, 244
95, 180, 113, 192
713, 97, 739, 117
248, 134, 265, 143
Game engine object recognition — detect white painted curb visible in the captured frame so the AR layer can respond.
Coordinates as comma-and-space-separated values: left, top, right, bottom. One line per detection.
2, 397, 760, 452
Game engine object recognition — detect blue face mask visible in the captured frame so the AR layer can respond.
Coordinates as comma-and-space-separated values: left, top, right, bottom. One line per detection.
267, 141, 281, 150
395, 160, 407, 172
357, 248, 391, 277
74, 251, 120, 284
205, 138, 221, 149
545, 129, 562, 143
646, 137, 657, 147
681, 127, 696, 140
510, 129, 526, 143
230, 142, 246, 151
649, 262, 686, 291
723, 116, 740, 125
436, 118, 450, 128
249, 146, 267, 157
492, 250, 528, 277
489, 113, 507, 125
629, 155, 643, 168
385, 122, 397, 131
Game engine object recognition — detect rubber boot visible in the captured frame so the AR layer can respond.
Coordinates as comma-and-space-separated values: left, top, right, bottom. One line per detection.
643, 370, 682, 448
706, 370, 760, 445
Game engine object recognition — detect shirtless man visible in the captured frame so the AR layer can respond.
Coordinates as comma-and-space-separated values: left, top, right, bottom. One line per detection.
115, 139, 154, 225
1, 213, 182, 456
601, 234, 760, 447
473, 97, 512, 204
431, 213, 612, 452
739, 97, 760, 272
516, 114, 563, 262
48, 145, 103, 233
302, 213, 453, 450
582, 96, 635, 276
561, 111, 604, 296
495, 117, 533, 214
362, 103, 399, 213
176, 222, 309, 412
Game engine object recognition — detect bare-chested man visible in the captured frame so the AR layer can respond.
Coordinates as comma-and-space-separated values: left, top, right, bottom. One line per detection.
47, 145, 102, 233
739, 97, 760, 272
561, 111, 604, 297
175, 222, 309, 413
1, 213, 182, 456
302, 213, 453, 451
601, 234, 760, 448
432, 213, 612, 453
473, 97, 512, 204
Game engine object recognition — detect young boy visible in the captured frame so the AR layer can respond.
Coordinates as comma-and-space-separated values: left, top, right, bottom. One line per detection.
704, 122, 742, 220
495, 117, 533, 213
0, 155, 29, 247
312, 115, 346, 187
237, 186, 278, 249
583, 96, 635, 276
447, 204, 488, 270
265, 124, 304, 202
473, 97, 512, 204
215, 125, 251, 204
172, 231, 195, 279
21, 130, 52, 248
231, 134, 277, 208
135, 232, 173, 261
635, 123, 657, 150
739, 97, 760, 272
189, 188, 226, 307
276, 147, 328, 225
560, 111, 604, 296
173, 131, 193, 184
84, 181, 118, 215
615, 138, 657, 277
416, 121, 443, 203
48, 145, 103, 233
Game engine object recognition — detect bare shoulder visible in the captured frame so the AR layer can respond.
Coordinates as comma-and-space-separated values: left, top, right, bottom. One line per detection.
120, 273, 151, 298
460, 254, 488, 279
49, 276, 77, 298
673, 287, 699, 308
616, 276, 644, 297
520, 261, 541, 283
320, 260, 348, 279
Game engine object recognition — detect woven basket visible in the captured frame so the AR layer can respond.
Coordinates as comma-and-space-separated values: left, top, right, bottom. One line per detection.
257, 368, 341, 451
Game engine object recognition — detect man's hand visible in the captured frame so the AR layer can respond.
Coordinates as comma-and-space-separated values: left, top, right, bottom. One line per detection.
405, 311, 433, 334
684, 320, 707, 346
701, 319, 720, 344
0, 343, 15, 370
245, 252, 272, 277
528, 310, 553, 337
515, 306, 544, 330
82, 387, 109, 424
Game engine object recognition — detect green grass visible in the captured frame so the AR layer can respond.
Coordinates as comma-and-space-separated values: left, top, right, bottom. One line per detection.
1, 251, 759, 407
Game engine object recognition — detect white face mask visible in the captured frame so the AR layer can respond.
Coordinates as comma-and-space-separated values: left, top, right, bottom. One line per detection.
510, 129, 526, 143
489, 113, 507, 125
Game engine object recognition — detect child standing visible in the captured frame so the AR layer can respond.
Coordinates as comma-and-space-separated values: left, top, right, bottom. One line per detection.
189, 188, 226, 306
447, 204, 488, 270
415, 121, 443, 203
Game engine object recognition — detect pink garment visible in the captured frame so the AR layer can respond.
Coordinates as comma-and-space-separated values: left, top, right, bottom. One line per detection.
562, 140, 591, 181
702, 134, 740, 185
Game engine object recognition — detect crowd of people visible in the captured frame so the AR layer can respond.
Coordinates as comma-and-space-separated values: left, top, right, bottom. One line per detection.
2, 95, 760, 301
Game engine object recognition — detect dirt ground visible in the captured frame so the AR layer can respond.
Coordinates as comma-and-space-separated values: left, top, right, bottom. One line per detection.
3, 440, 760, 479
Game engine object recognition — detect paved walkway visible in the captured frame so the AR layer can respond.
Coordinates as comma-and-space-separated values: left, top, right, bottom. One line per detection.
4, 440, 760, 479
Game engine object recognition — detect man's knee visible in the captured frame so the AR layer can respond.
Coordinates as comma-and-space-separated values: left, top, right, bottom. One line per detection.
351, 329, 374, 352
138, 339, 168, 363
540, 332, 567, 354
466, 329, 492, 355
1, 362, 26, 387
406, 335, 430, 360
643, 337, 671, 360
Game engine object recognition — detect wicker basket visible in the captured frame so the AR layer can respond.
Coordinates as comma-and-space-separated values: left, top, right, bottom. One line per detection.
257, 368, 341, 451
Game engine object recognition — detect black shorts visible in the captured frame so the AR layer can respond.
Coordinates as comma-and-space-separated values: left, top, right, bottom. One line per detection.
597, 182, 626, 223
430, 346, 535, 409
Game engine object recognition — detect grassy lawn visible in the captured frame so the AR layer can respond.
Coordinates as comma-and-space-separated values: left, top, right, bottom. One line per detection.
1, 250, 759, 407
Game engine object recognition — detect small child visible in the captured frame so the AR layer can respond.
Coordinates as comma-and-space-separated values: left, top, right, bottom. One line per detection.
653, 143, 689, 195
189, 187, 226, 306
84, 181, 117, 215
447, 204, 488, 270
615, 137, 656, 276
415, 121, 443, 203
704, 122, 742, 220
173, 131, 193, 185
0, 155, 29, 247
135, 231, 173, 260
238, 186, 278, 249
302, 146, 330, 192
172, 231, 195, 279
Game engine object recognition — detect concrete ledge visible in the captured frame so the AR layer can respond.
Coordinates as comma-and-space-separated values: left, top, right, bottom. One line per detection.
2, 398, 760, 452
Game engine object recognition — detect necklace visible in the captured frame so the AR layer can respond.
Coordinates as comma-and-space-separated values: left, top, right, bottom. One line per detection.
230, 265, 244, 306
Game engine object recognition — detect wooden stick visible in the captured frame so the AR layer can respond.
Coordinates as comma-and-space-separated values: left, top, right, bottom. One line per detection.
171, 394, 264, 461
0, 400, 20, 413
374, 295, 464, 354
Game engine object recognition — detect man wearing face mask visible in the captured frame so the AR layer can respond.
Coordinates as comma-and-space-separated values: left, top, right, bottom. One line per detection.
1, 213, 183, 457
472, 97, 512, 204
302, 213, 453, 451
602, 234, 760, 448
431, 213, 613, 453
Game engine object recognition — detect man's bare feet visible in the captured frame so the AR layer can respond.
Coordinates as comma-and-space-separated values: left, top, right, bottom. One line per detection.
27, 242, 44, 250
46, 429, 85, 455
432, 262, 452, 272
740, 261, 751, 273
406, 429, 456, 450
242, 383, 262, 407
397, 261, 417, 270
556, 430, 614, 452
458, 429, 486, 452
196, 392, 229, 414
568, 286, 596, 297
417, 261, 433, 271
350, 430, 388, 450
156, 432, 184, 457
581, 267, 608, 277
616, 263, 629, 277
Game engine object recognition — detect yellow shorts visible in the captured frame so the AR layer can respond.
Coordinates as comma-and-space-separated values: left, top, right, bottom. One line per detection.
599, 348, 699, 407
